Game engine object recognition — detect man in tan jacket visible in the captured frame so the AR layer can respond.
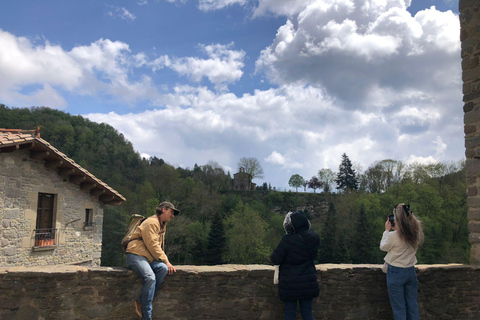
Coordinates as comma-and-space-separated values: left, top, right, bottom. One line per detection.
126, 201, 180, 320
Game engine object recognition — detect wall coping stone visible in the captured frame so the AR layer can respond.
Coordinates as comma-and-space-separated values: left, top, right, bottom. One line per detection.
0, 263, 476, 276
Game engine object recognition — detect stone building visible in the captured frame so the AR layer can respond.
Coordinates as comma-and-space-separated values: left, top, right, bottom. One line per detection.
0, 128, 125, 267
231, 167, 256, 190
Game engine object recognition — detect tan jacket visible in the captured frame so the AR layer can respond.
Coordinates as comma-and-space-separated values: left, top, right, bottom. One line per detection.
126, 215, 169, 263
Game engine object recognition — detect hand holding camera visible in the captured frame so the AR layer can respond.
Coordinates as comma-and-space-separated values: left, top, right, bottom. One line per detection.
388, 214, 395, 227
385, 212, 396, 231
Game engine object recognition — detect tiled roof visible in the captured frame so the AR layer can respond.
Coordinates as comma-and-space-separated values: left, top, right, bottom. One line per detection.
0, 128, 126, 205
0, 129, 37, 146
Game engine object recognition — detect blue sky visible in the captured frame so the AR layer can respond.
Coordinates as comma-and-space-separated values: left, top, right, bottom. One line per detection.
0, 0, 462, 190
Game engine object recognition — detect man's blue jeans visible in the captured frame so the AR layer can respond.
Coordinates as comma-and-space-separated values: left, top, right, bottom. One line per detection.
126, 253, 168, 320
387, 265, 420, 320
284, 299, 313, 320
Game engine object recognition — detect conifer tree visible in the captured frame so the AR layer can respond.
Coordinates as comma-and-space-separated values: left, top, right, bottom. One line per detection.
204, 212, 226, 265
351, 204, 374, 263
318, 202, 337, 263
336, 153, 359, 191
335, 233, 351, 263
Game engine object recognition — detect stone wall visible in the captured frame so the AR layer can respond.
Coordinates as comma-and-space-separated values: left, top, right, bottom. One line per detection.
0, 150, 104, 267
461, 0, 480, 264
0, 264, 479, 320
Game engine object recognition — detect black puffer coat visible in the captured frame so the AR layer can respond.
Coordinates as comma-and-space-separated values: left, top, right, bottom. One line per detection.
271, 211, 320, 302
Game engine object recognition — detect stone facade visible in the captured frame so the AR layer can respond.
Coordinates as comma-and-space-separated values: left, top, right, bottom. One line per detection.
232, 167, 256, 190
0, 149, 104, 267
461, 0, 480, 264
0, 264, 479, 319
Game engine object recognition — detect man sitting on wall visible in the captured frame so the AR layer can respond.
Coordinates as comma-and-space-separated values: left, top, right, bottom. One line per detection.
126, 202, 180, 320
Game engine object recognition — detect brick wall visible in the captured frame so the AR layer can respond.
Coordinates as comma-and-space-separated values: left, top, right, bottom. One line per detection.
0, 150, 104, 267
0, 264, 479, 320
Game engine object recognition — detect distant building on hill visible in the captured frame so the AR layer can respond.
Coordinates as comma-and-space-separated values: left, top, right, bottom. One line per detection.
0, 128, 125, 267
231, 167, 256, 190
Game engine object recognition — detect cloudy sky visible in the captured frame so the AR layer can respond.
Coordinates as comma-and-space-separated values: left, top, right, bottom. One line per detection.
0, 0, 462, 190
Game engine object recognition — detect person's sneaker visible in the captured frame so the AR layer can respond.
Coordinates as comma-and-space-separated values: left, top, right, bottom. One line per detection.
134, 300, 142, 318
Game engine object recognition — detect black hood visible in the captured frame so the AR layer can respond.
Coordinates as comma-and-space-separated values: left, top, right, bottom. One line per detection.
284, 211, 311, 234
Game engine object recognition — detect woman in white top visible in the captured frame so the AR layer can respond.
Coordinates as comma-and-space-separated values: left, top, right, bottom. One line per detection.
380, 203, 424, 320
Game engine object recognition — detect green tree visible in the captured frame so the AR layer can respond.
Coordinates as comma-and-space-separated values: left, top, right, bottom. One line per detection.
318, 168, 336, 192
205, 212, 226, 265
289, 174, 305, 192
351, 204, 374, 263
101, 206, 129, 267
224, 202, 269, 264
336, 153, 358, 192
335, 233, 351, 263
318, 202, 337, 263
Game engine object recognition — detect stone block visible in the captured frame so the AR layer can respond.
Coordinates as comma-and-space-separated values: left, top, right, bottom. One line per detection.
466, 147, 476, 158
3, 208, 20, 219
466, 158, 480, 176
2, 247, 16, 256
465, 124, 476, 135
470, 243, 480, 264
469, 221, 480, 233
464, 110, 480, 124
469, 232, 480, 243
464, 90, 480, 102
468, 186, 478, 196
468, 207, 480, 220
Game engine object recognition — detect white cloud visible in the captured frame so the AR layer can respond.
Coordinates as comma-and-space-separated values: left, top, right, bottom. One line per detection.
0, 30, 164, 107
406, 154, 437, 165
255, 1, 460, 110
198, 0, 248, 11
152, 43, 245, 90
265, 151, 302, 169
106, 6, 136, 21
253, 0, 316, 17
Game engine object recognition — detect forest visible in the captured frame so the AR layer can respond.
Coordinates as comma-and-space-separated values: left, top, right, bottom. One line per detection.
0, 105, 469, 266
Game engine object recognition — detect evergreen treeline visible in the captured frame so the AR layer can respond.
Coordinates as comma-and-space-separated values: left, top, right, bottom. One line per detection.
0, 105, 469, 266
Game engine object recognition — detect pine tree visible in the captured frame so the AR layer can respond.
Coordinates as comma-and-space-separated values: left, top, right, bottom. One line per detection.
336, 153, 359, 191
334, 233, 351, 263
351, 204, 374, 263
204, 212, 226, 265
318, 202, 337, 263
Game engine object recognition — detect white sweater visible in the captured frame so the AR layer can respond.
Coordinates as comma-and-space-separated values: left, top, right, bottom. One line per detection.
380, 231, 417, 268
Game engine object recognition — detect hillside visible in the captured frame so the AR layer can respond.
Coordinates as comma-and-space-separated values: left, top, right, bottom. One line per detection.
0, 105, 469, 266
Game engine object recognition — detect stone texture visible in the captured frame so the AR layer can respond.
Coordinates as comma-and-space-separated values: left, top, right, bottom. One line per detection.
462, 0, 480, 264
0, 264, 479, 320
0, 150, 104, 267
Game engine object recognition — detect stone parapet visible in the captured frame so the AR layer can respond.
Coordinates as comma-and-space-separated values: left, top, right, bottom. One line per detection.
0, 264, 479, 319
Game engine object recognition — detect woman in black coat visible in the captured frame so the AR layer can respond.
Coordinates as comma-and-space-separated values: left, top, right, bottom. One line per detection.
271, 211, 320, 320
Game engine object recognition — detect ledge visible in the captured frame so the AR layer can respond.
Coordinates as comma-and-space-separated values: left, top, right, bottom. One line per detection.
1, 264, 479, 319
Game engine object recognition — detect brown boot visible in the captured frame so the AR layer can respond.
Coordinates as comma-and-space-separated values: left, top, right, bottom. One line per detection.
134, 300, 142, 318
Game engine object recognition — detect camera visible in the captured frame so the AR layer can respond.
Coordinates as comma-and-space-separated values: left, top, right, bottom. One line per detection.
388, 214, 395, 227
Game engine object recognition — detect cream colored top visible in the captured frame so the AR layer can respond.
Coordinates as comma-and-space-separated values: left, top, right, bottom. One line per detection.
380, 230, 417, 268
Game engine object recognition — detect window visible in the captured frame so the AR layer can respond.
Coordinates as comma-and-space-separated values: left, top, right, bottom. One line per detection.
84, 208, 94, 229
35, 193, 57, 247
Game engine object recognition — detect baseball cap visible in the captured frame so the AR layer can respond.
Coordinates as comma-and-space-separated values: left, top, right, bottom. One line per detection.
159, 201, 180, 215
